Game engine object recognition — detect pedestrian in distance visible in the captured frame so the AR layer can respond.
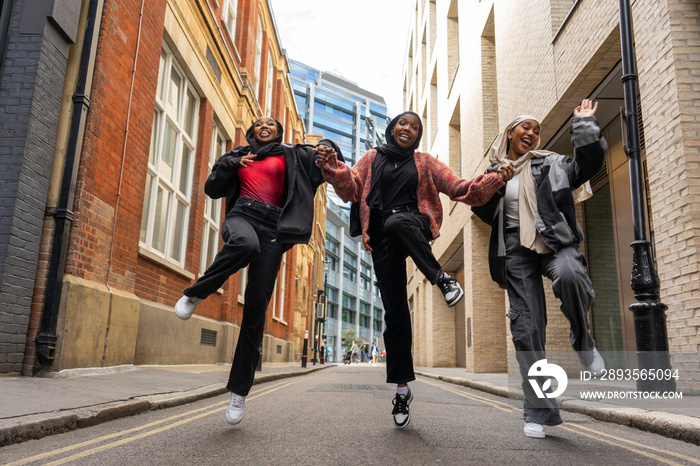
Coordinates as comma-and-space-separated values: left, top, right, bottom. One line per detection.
370, 341, 379, 365
350, 340, 360, 364
317, 111, 514, 429
173, 116, 341, 426
472, 99, 607, 439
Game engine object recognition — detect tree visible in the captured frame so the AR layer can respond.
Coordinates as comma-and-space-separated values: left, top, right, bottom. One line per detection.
341, 329, 359, 349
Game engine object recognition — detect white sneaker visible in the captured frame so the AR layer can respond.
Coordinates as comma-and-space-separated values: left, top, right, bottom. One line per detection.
437, 274, 464, 307
392, 388, 413, 428
584, 348, 606, 377
174, 295, 202, 320
225, 393, 245, 425
524, 422, 545, 439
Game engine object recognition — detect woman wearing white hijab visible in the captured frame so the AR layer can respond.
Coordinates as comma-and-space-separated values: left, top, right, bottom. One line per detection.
472, 99, 607, 439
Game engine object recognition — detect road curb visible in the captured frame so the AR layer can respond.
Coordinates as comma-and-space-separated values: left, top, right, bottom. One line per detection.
0, 365, 330, 447
416, 371, 700, 445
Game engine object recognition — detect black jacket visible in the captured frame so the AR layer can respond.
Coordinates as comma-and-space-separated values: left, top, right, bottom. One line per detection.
472, 117, 607, 288
205, 139, 343, 249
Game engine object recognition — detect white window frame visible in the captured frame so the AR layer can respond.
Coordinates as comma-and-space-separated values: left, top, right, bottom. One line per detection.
238, 266, 248, 303
140, 45, 200, 267
273, 252, 287, 324
221, 0, 238, 39
265, 54, 274, 115
253, 16, 263, 98
200, 123, 226, 275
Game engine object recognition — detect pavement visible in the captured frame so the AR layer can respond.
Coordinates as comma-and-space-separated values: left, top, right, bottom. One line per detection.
1, 362, 699, 448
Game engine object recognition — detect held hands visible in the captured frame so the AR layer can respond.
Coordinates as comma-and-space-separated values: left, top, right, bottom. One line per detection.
314, 144, 336, 168
496, 162, 515, 182
239, 153, 257, 167
574, 99, 598, 118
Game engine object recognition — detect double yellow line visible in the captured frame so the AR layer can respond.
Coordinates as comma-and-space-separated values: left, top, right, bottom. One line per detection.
419, 377, 699, 466
7, 378, 307, 466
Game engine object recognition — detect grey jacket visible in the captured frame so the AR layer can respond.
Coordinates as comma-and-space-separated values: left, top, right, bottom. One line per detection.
472, 116, 607, 288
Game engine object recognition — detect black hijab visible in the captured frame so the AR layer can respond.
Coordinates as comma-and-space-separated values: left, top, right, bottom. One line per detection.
235, 117, 285, 159
366, 112, 424, 209
377, 111, 423, 162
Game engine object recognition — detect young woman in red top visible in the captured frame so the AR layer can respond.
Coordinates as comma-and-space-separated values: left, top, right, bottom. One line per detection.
174, 116, 339, 426
317, 111, 513, 428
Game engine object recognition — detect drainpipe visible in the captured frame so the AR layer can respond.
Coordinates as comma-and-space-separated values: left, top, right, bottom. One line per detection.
617, 0, 675, 392
0, 0, 13, 64
36, 0, 105, 362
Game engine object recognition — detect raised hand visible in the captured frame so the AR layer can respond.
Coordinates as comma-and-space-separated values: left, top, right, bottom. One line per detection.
574, 99, 598, 118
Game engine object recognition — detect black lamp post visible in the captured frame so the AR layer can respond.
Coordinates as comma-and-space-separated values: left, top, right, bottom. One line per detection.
618, 0, 675, 392
312, 259, 331, 365
319, 259, 331, 364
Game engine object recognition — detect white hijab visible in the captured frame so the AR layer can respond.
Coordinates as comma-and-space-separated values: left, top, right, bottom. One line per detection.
488, 116, 551, 253
488, 116, 593, 253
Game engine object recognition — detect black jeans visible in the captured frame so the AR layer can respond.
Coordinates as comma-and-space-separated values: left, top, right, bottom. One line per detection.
185, 197, 284, 397
369, 208, 442, 384
505, 230, 596, 426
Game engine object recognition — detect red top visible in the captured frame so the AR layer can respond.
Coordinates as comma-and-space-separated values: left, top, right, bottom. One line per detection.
239, 154, 286, 206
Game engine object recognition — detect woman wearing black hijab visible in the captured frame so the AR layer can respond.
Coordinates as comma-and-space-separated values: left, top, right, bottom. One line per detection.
317, 112, 513, 428
174, 116, 340, 426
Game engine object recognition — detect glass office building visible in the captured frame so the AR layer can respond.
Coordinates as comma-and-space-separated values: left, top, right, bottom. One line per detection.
289, 59, 390, 166
289, 59, 389, 362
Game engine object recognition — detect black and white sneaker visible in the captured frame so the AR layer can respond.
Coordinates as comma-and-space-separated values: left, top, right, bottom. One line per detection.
392, 389, 413, 428
437, 274, 464, 307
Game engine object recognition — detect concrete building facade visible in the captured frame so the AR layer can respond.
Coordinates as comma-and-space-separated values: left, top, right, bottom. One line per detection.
401, 0, 699, 390
0, 0, 323, 375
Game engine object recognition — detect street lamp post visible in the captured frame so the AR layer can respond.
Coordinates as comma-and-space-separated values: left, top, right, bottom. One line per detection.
320, 259, 331, 364
312, 259, 331, 365
617, 0, 675, 392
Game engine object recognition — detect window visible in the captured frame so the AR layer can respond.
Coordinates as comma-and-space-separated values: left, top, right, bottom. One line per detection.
342, 294, 356, 309
360, 276, 371, 290
140, 46, 199, 266
238, 266, 248, 301
265, 54, 274, 115
200, 124, 225, 274
273, 253, 287, 322
222, 0, 238, 39
342, 309, 356, 324
327, 238, 339, 254
328, 255, 339, 273
253, 17, 263, 98
344, 249, 357, 267
360, 315, 371, 328
343, 264, 356, 282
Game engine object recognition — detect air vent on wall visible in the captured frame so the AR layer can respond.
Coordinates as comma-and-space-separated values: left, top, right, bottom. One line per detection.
206, 45, 222, 83
200, 329, 217, 347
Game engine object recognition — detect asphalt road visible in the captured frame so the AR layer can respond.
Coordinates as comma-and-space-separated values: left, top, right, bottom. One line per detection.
2, 364, 700, 465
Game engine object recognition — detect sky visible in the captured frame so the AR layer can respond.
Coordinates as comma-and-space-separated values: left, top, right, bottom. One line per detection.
268, 0, 412, 117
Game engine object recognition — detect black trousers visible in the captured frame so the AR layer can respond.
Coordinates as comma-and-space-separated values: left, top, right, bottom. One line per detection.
505, 230, 596, 426
185, 197, 284, 397
369, 208, 442, 384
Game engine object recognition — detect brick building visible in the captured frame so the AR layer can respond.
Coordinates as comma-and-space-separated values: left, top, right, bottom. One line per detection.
401, 0, 699, 390
0, 0, 324, 375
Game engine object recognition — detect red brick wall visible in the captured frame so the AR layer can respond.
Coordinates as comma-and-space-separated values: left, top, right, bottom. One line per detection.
67, 0, 167, 291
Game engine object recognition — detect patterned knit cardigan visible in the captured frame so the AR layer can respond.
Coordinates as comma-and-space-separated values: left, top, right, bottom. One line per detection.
322, 148, 505, 250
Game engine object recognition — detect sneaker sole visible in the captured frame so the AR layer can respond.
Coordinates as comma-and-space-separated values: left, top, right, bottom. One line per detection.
226, 413, 244, 425
446, 288, 464, 307
175, 310, 194, 320
524, 430, 545, 439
